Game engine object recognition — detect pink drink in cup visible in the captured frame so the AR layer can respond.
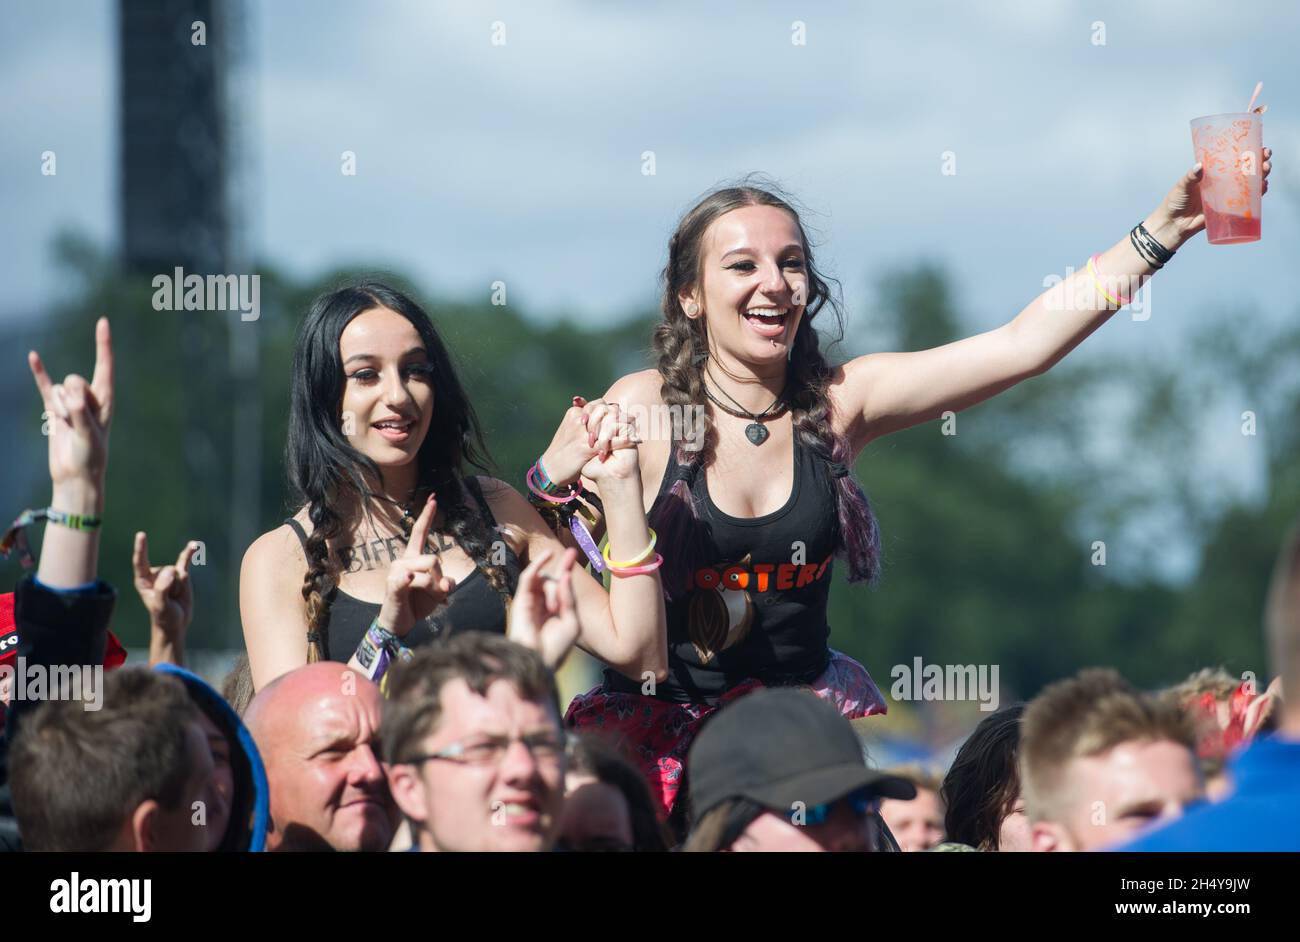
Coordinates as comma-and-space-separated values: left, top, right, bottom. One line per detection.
1190, 113, 1263, 244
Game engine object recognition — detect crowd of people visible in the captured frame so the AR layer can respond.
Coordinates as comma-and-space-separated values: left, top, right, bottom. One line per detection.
2, 170, 1296, 853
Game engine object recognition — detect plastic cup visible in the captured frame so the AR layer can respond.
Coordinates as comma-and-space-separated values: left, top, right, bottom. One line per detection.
1189, 113, 1263, 244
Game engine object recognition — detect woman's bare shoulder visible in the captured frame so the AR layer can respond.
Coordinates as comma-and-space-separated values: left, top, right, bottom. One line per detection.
606, 369, 664, 408
241, 515, 309, 576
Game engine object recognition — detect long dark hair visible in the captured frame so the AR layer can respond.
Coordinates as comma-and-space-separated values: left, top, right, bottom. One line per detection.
286, 280, 515, 661
940, 702, 1025, 851
566, 733, 672, 852
647, 177, 881, 597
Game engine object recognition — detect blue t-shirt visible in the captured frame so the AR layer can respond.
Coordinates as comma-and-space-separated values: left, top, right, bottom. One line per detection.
1116, 734, 1300, 852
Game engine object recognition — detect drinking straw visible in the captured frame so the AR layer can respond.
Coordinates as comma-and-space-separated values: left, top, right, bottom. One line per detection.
1245, 81, 1263, 114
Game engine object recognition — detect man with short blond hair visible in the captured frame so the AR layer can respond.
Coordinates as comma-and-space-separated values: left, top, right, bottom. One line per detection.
1019, 668, 1201, 851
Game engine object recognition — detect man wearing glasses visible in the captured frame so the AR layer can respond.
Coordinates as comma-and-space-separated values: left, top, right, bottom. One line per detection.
683, 688, 914, 852
383, 634, 567, 852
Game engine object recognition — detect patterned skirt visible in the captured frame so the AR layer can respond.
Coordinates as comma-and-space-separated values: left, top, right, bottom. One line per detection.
563, 649, 887, 819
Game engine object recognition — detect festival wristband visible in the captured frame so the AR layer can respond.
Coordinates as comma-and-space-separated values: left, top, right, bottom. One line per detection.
535, 457, 556, 489
1, 507, 104, 570
1087, 254, 1130, 307
606, 552, 664, 577
601, 529, 657, 568
530, 457, 571, 496
569, 515, 606, 572
527, 463, 577, 503
356, 620, 403, 683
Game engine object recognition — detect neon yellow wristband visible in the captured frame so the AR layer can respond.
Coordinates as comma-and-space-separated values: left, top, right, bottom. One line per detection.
601, 529, 657, 568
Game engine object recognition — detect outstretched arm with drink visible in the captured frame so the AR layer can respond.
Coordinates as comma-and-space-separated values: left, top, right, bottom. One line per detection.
837, 147, 1273, 450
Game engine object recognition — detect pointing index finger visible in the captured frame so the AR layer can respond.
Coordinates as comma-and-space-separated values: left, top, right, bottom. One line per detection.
405, 494, 438, 557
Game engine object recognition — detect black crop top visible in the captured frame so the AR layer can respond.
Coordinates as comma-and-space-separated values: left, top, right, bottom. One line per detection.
285, 478, 523, 663
605, 437, 841, 705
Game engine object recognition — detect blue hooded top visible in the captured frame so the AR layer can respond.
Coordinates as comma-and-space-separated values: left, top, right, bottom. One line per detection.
154, 663, 269, 852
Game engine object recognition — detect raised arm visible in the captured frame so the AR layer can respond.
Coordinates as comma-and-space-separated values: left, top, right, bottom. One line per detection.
840, 155, 1273, 450
488, 468, 668, 683
27, 317, 114, 590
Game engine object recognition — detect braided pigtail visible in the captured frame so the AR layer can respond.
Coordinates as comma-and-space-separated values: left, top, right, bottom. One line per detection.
786, 319, 881, 584
302, 500, 344, 661
647, 231, 716, 600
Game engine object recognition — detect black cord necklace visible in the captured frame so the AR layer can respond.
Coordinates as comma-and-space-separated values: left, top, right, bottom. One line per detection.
394, 488, 449, 553
704, 369, 787, 445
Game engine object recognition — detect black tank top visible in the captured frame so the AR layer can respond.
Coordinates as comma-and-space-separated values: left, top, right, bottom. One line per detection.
606, 437, 840, 704
284, 478, 523, 663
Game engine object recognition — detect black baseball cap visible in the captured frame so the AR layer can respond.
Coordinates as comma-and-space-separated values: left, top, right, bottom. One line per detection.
687, 688, 916, 820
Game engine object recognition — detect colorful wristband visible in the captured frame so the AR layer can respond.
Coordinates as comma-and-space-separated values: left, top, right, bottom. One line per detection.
527, 463, 577, 503
569, 515, 606, 572
601, 529, 657, 568
535, 457, 556, 489
1088, 254, 1131, 307
1, 507, 103, 570
606, 552, 664, 577
356, 620, 404, 683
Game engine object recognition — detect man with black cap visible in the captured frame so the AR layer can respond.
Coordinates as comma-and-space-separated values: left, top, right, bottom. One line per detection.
683, 687, 914, 852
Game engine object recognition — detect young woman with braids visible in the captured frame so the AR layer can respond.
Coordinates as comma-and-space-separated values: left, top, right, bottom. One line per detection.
239, 281, 666, 692
537, 158, 1273, 823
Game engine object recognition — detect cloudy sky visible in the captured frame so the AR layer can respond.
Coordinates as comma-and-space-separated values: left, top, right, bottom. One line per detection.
4, 0, 1296, 343
2, 0, 1296, 582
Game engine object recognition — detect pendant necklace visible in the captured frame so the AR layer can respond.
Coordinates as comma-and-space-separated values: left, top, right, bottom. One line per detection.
704, 370, 787, 446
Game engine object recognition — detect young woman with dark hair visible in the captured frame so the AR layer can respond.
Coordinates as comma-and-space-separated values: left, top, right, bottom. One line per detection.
239, 281, 666, 691
536, 154, 1272, 817
940, 703, 1029, 852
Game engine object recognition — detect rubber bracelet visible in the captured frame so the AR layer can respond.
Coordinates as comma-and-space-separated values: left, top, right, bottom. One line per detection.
601, 529, 657, 568
1088, 254, 1130, 307
606, 552, 664, 577
526, 464, 577, 504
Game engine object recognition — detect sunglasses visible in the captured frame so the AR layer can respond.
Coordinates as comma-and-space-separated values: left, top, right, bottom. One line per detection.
791, 786, 881, 827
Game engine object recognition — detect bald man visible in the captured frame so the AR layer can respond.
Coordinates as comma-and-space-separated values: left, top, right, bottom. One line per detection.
244, 663, 396, 852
